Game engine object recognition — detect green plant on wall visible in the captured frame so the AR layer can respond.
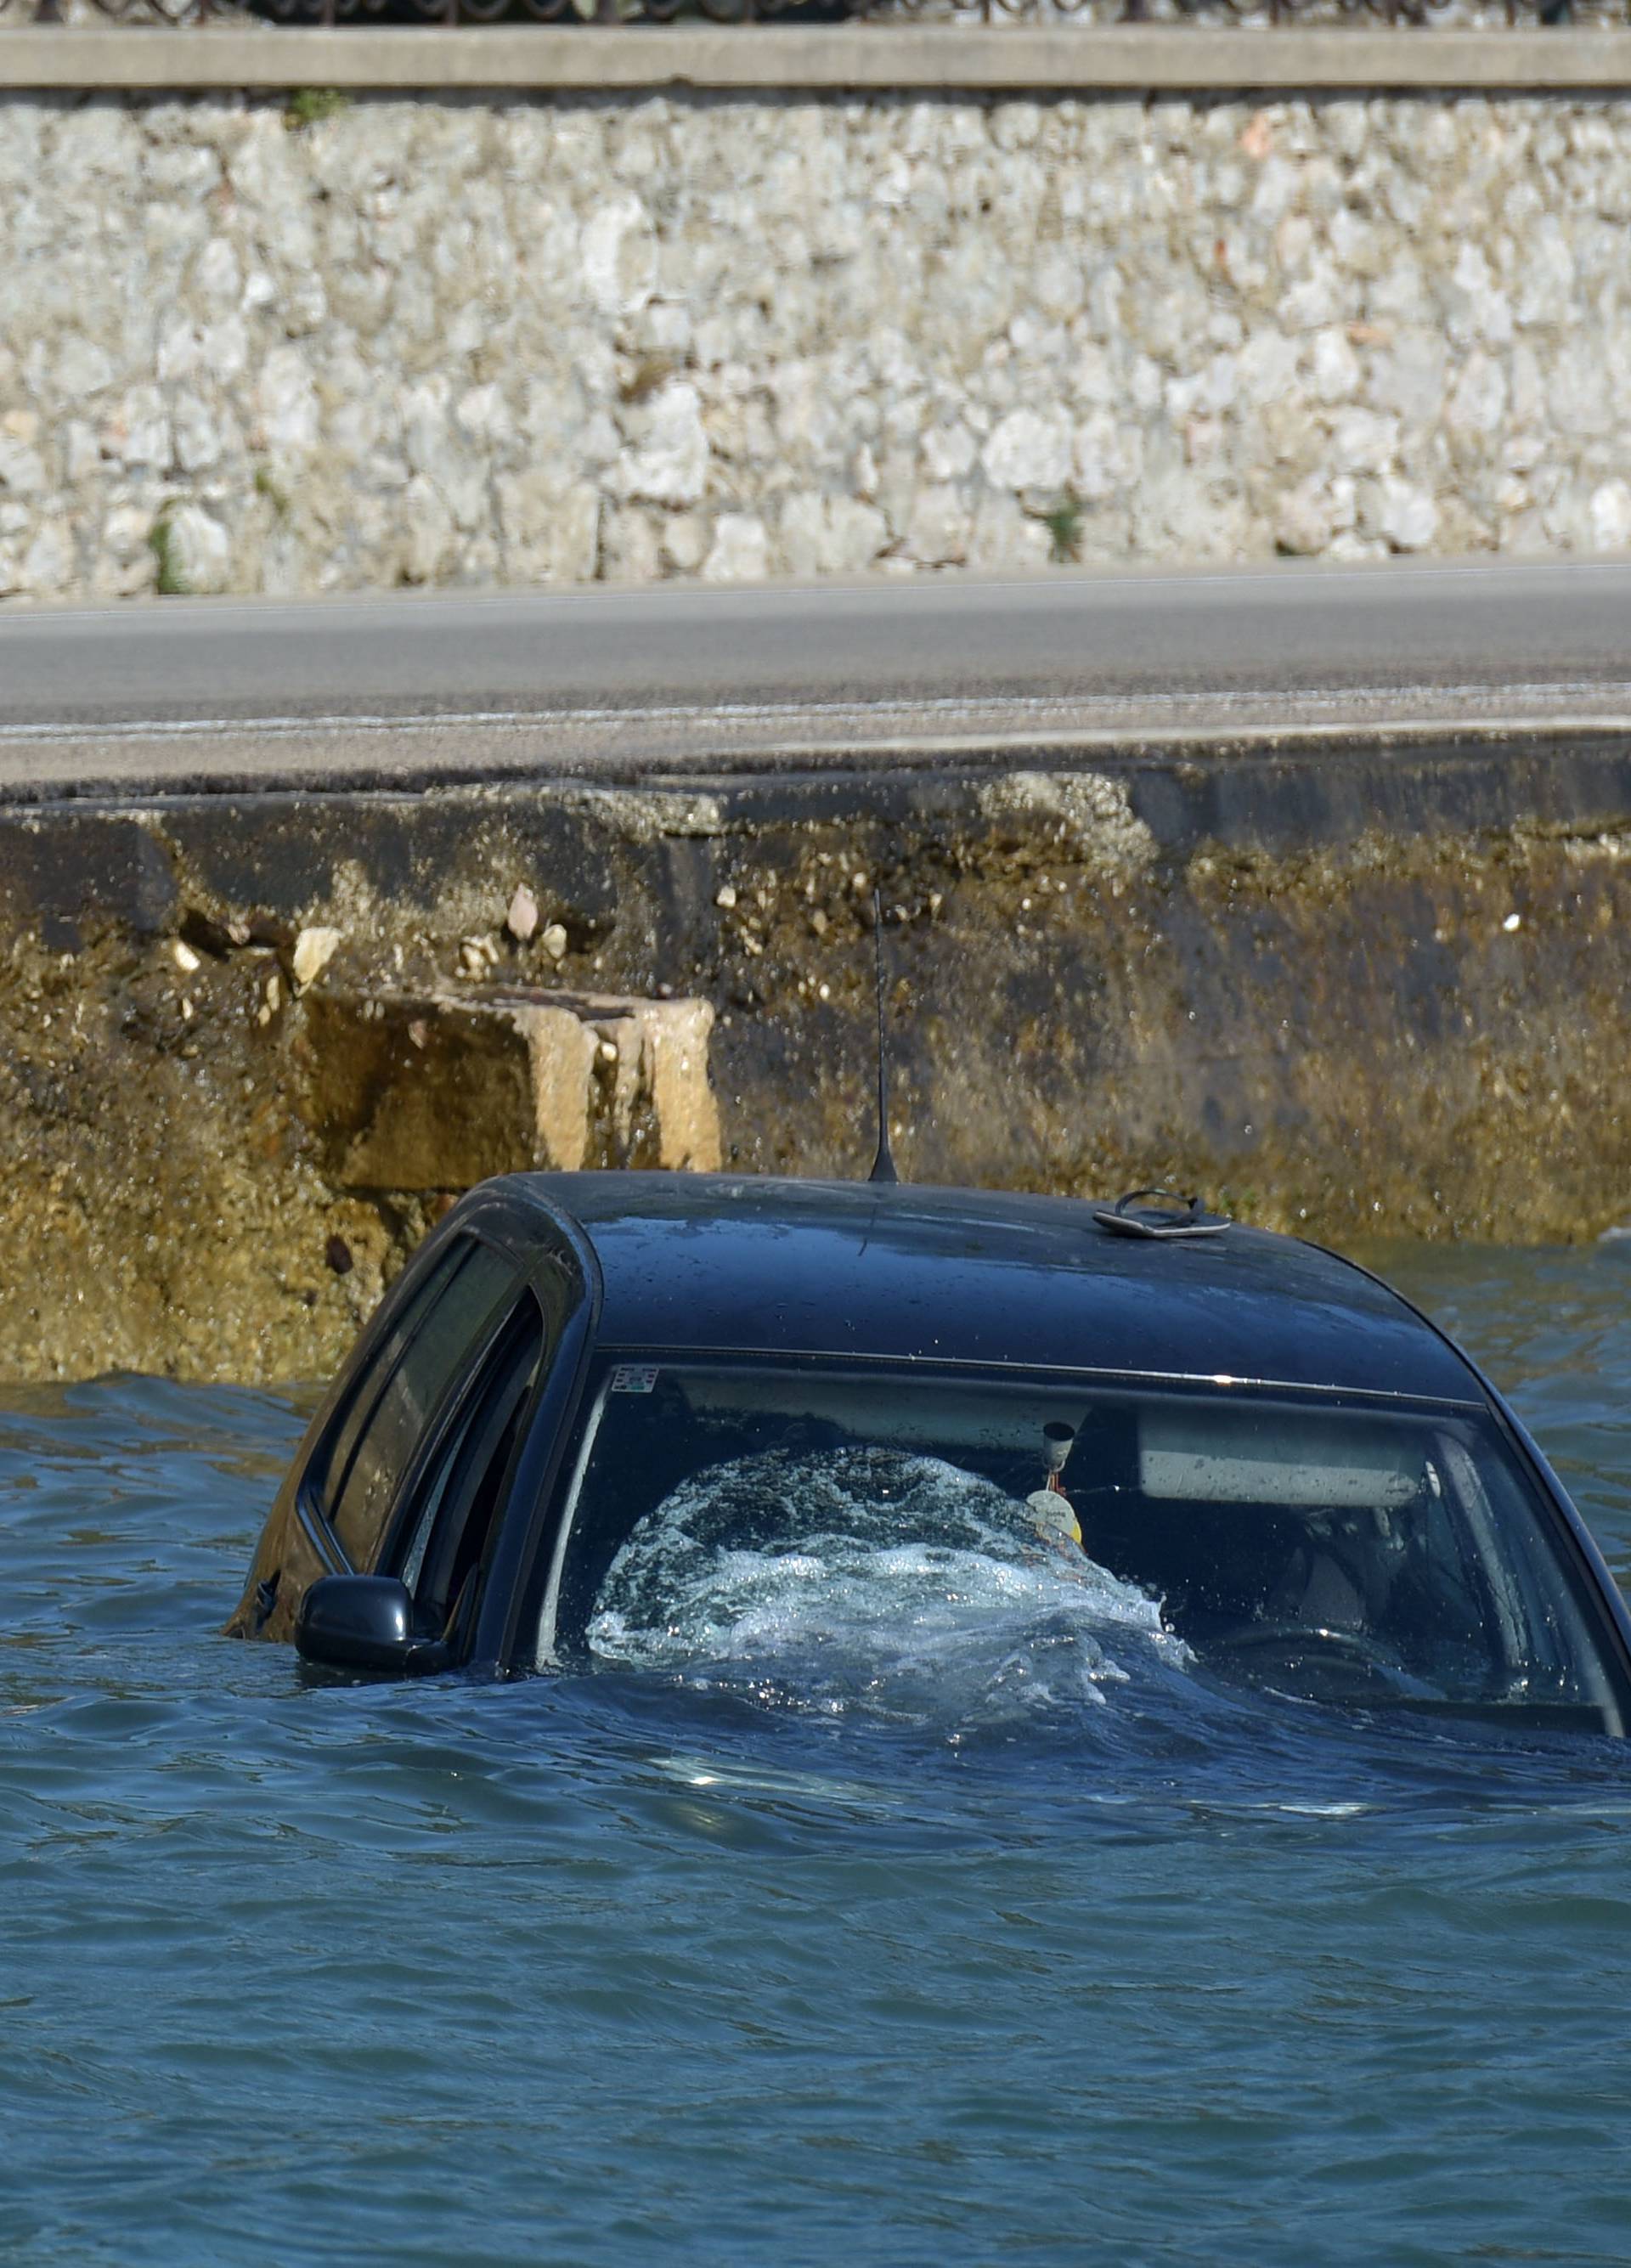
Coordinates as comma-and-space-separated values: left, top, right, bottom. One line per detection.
147, 520, 189, 599
1042, 491, 1086, 565
253, 465, 291, 520
284, 88, 350, 132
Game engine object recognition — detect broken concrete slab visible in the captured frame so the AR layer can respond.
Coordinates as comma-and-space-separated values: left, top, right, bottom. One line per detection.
296, 986, 720, 1191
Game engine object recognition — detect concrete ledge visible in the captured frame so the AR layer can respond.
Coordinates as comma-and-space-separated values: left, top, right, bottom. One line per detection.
5, 737, 1631, 1380
8, 25, 1631, 93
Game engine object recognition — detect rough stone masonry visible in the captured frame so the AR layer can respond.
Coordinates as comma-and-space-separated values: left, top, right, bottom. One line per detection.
3, 87, 1630, 600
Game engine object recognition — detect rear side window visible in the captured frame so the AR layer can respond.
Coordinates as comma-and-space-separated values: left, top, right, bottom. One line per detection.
311, 1238, 520, 1567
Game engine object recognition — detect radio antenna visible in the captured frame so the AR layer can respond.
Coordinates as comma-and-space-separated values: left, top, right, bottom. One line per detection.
868, 888, 899, 1185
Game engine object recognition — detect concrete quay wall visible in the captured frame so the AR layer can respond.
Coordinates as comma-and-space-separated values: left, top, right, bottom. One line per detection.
6, 54, 1631, 598
4, 731, 1631, 1382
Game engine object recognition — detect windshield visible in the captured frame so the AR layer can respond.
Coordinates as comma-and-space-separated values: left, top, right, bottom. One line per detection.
534, 1359, 1628, 1734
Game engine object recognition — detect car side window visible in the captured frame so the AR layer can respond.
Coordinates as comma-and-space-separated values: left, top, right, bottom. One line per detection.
309, 1238, 521, 1568
393, 1296, 546, 1643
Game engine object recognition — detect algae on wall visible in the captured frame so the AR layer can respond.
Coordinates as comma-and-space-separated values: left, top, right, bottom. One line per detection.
3, 737, 1630, 1381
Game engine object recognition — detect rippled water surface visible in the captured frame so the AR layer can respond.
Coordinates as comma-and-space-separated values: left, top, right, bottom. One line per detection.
7, 1246, 1631, 2264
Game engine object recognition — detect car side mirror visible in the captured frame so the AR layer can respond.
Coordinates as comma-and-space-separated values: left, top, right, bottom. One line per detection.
295, 1573, 449, 1677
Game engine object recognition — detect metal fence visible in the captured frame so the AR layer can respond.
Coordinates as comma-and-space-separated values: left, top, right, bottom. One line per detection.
0, 0, 1604, 25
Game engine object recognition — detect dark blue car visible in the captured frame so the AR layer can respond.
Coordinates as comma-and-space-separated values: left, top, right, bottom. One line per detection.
230, 1173, 1631, 1735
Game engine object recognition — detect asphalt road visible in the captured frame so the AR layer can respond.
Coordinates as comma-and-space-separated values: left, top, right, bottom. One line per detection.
3, 557, 1631, 796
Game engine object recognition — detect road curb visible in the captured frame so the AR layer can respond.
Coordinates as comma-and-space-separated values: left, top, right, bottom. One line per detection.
6, 25, 1631, 93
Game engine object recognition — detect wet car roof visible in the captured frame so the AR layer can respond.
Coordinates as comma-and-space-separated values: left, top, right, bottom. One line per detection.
518, 1173, 1481, 1406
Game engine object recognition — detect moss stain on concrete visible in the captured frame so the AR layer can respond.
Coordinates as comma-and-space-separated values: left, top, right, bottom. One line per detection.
2, 741, 1630, 1381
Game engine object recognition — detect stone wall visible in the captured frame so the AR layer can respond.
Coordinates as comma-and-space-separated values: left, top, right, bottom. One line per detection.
3, 86, 1630, 600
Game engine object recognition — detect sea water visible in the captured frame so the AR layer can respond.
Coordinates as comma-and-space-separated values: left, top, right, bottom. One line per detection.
3, 1245, 1631, 2264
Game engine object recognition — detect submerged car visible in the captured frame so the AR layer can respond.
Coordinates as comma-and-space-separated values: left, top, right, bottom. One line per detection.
230, 1173, 1631, 1736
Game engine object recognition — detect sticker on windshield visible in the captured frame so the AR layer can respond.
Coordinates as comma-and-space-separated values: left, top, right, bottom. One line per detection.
610, 1365, 660, 1395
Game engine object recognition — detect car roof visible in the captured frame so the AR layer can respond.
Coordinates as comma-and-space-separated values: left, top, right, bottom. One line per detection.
512, 1173, 1481, 1407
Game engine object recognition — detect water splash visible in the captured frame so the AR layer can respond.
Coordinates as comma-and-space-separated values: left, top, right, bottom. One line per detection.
587, 1446, 1189, 1727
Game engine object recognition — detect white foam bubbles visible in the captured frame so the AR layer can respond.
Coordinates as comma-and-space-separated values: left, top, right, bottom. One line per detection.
586, 1446, 1188, 1726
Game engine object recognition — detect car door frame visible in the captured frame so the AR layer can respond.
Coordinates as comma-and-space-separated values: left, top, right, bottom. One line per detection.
472, 1193, 604, 1674
433, 1179, 604, 1675
277, 1176, 602, 1663
375, 1189, 606, 1674
288, 1216, 518, 1583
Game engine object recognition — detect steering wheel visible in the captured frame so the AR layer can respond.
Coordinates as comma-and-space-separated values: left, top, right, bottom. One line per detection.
1211, 1619, 1412, 1695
